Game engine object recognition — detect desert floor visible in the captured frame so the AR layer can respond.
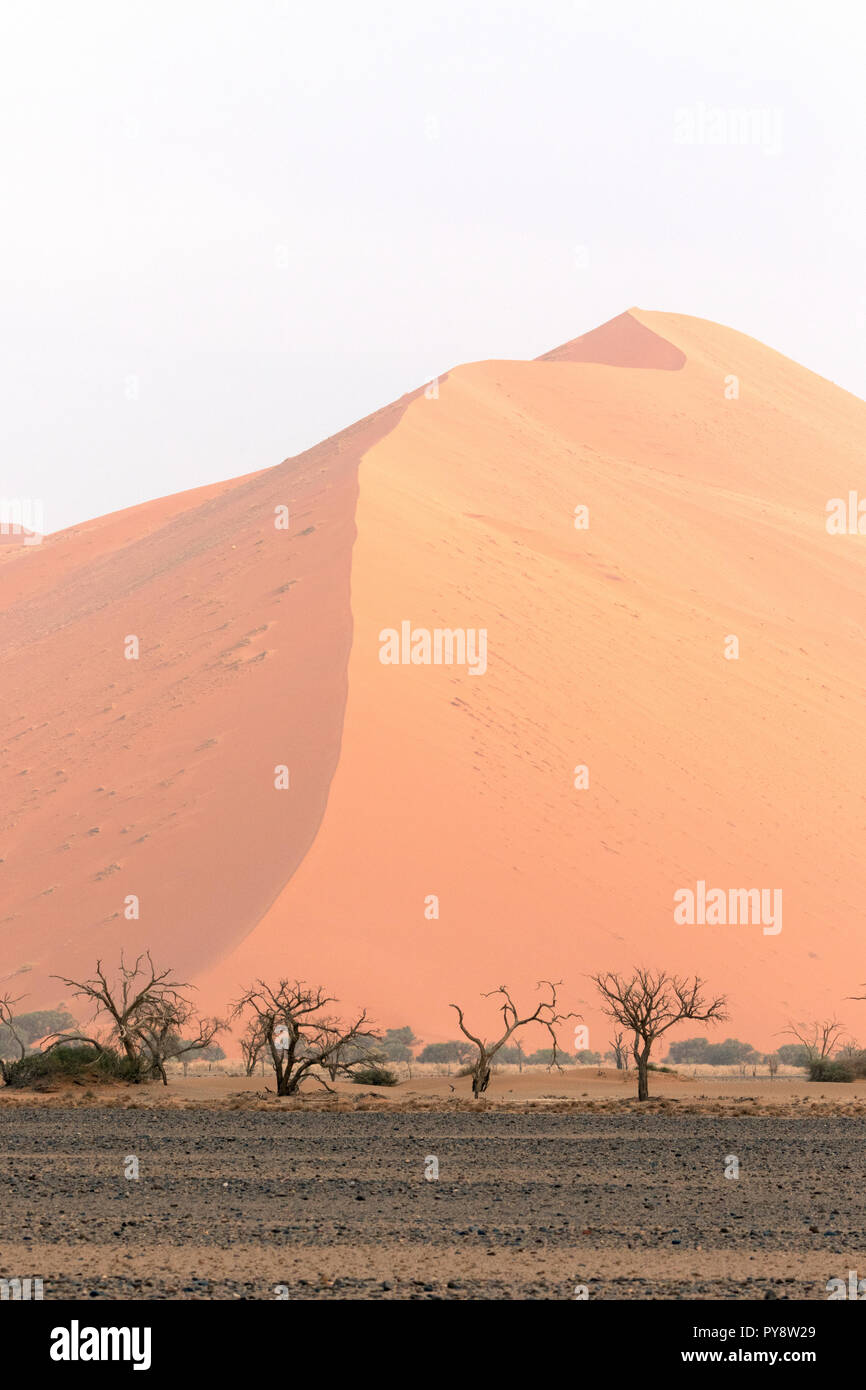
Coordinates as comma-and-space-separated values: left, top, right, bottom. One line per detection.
1, 1070, 865, 1300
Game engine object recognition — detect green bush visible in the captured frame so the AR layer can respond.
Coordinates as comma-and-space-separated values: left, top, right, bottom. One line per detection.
665, 1036, 759, 1066
524, 1048, 574, 1066
809, 1058, 854, 1083
0, 1007, 78, 1059
840, 1050, 866, 1078
3, 1045, 141, 1088
349, 1065, 398, 1087
417, 1041, 473, 1064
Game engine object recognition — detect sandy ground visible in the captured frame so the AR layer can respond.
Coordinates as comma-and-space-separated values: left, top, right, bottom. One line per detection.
2, 1080, 864, 1300
5, 1066, 866, 1113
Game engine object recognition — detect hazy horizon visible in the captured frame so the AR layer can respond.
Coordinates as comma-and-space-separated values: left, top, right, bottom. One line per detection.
2, 0, 864, 533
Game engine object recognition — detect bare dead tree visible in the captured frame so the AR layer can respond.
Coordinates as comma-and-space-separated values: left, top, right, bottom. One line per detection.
846, 985, 866, 1050
610, 1031, 629, 1071
784, 1017, 844, 1063
239, 1016, 265, 1076
767, 1052, 779, 1079
134, 996, 224, 1085
450, 981, 577, 1099
323, 1031, 382, 1082
232, 980, 380, 1096
42, 1033, 109, 1054
0, 995, 27, 1083
51, 953, 201, 1080
593, 969, 728, 1101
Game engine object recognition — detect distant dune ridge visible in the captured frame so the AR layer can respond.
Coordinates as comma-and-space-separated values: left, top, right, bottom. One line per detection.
2, 308, 866, 1051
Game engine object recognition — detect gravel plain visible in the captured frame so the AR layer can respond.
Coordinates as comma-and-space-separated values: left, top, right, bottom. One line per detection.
2, 1106, 864, 1299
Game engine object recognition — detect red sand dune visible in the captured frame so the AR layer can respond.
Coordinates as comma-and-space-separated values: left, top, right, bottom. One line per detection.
3, 309, 866, 1053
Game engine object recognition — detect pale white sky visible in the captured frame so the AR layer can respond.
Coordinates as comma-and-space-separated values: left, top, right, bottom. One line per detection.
2, 0, 864, 533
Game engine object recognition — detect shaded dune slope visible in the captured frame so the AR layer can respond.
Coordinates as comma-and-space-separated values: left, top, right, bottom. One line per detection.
0, 389, 424, 996
538, 309, 686, 369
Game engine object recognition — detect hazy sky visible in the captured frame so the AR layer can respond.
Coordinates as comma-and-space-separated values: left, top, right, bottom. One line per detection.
2, 0, 864, 533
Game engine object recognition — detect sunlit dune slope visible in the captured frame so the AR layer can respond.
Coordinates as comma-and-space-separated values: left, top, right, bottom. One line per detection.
198, 309, 866, 1048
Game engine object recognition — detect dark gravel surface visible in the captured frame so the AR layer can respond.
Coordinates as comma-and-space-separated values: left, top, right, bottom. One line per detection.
1, 1107, 864, 1299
